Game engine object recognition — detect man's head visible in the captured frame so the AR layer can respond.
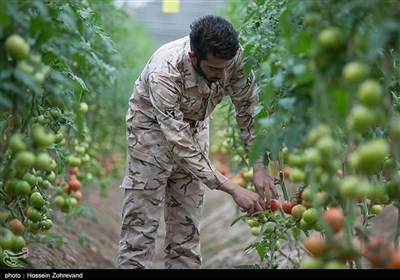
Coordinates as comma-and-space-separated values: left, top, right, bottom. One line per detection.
189, 15, 239, 83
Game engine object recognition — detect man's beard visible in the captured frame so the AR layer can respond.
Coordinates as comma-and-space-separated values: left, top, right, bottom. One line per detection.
194, 60, 219, 83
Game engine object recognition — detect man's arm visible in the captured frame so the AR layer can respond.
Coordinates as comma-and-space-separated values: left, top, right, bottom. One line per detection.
228, 49, 279, 208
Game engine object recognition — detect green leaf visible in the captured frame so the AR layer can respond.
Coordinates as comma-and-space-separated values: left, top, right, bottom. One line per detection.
230, 215, 247, 227
283, 123, 303, 151
248, 133, 269, 165
65, 71, 88, 91
94, 26, 116, 53
78, 232, 88, 247
13, 69, 43, 95
255, 243, 267, 260
278, 97, 296, 112
0, 7, 9, 28
291, 226, 300, 241
32, 1, 49, 21
332, 88, 349, 120
0, 93, 12, 110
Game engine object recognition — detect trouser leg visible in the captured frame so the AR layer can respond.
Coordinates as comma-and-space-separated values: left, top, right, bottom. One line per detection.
116, 158, 168, 269
164, 168, 205, 269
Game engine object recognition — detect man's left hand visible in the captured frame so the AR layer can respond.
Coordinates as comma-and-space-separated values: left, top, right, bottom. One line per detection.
252, 162, 279, 209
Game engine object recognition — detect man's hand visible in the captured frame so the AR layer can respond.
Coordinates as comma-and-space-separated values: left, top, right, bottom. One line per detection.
253, 162, 279, 209
218, 180, 266, 216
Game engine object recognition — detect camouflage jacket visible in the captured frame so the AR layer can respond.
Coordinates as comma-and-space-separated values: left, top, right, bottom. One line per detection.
126, 36, 256, 189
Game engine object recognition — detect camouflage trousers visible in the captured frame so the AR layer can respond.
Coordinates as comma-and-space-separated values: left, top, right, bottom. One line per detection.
115, 157, 205, 269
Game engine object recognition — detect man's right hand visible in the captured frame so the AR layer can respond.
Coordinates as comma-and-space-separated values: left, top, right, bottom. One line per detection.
217, 180, 267, 216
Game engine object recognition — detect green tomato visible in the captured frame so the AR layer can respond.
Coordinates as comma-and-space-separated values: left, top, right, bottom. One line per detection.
302, 208, 319, 224
288, 154, 307, 168
357, 79, 383, 106
46, 171, 56, 182
390, 117, 400, 139
50, 108, 62, 119
273, 240, 281, 251
79, 102, 89, 113
54, 131, 64, 144
5, 34, 30, 60
323, 260, 347, 269
289, 168, 306, 183
371, 204, 383, 215
346, 105, 377, 133
224, 127, 236, 137
263, 222, 275, 234
357, 139, 388, 174
15, 151, 35, 168
243, 168, 253, 181
300, 257, 323, 269
34, 72, 46, 84
17, 60, 34, 74
291, 204, 306, 220
342, 61, 369, 83
9, 133, 27, 153
28, 53, 42, 65
304, 148, 322, 166
315, 136, 335, 159
66, 155, 82, 167
318, 27, 343, 50
0, 228, 15, 250
37, 115, 48, 125
339, 176, 359, 198
41, 219, 53, 230
250, 226, 261, 236
27, 207, 41, 222
246, 218, 260, 227
300, 218, 314, 231
32, 126, 55, 147
12, 236, 26, 252
15, 180, 31, 196
34, 152, 52, 171
30, 192, 45, 209
54, 195, 65, 208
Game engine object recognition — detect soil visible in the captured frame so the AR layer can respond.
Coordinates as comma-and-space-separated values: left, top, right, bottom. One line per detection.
19, 176, 398, 270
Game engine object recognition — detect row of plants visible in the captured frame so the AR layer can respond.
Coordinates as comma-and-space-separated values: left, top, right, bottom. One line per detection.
215, 0, 399, 269
0, 0, 154, 267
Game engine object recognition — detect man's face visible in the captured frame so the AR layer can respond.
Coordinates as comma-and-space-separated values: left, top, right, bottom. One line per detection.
190, 52, 233, 83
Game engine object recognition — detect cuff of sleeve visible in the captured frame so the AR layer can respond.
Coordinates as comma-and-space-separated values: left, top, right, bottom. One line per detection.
255, 153, 268, 165
213, 171, 229, 190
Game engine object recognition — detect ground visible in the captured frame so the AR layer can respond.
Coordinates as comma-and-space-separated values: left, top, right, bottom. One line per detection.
21, 176, 398, 269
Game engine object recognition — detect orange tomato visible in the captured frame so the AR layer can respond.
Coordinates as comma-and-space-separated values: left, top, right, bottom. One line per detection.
68, 179, 81, 191
364, 237, 394, 268
385, 250, 400, 269
8, 218, 25, 235
323, 207, 344, 233
304, 235, 326, 257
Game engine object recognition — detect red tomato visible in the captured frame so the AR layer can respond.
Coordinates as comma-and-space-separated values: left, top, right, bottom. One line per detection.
282, 200, 295, 214
270, 199, 280, 212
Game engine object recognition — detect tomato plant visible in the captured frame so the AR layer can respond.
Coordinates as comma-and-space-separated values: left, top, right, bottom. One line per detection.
0, 0, 155, 267
224, 0, 399, 269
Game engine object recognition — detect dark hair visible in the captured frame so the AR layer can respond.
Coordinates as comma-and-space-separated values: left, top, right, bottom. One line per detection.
189, 15, 239, 61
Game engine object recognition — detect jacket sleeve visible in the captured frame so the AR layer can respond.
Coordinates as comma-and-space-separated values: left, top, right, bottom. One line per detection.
147, 72, 228, 189
228, 48, 257, 149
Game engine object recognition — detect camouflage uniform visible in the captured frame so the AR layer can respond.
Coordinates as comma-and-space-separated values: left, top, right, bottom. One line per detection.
116, 36, 256, 269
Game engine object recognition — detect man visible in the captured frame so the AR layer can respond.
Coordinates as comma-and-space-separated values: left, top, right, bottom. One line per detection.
116, 15, 278, 269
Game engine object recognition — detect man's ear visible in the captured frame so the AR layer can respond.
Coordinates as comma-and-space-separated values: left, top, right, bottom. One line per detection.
188, 51, 196, 64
